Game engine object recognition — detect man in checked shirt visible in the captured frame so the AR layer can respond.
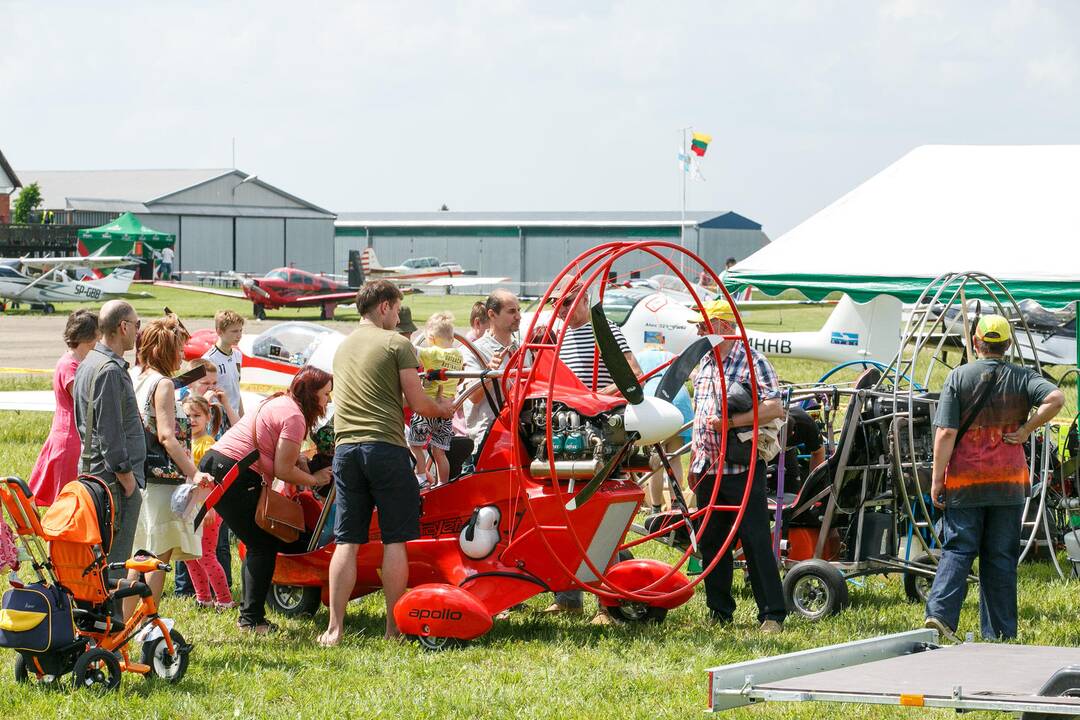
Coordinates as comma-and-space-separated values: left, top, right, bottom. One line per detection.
689, 300, 787, 634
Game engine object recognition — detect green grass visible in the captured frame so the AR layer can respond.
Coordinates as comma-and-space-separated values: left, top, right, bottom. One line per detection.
2, 406, 1079, 719
0, 284, 486, 325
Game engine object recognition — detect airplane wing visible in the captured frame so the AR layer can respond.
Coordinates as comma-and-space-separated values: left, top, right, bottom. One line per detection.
424, 276, 511, 287
154, 281, 246, 299
16, 256, 138, 271
0, 389, 268, 413
294, 290, 361, 303
0, 391, 56, 412
736, 299, 838, 311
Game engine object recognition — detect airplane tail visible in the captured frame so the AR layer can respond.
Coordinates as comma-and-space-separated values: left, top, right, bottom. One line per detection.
818, 294, 902, 363
86, 268, 136, 295
361, 247, 383, 272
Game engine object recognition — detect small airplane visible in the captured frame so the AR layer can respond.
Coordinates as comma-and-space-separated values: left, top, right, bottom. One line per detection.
918, 299, 1077, 366
0, 255, 140, 314
360, 248, 463, 281
524, 285, 900, 366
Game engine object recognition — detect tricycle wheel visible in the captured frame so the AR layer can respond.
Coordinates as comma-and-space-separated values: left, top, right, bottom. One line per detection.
783, 559, 849, 620
607, 602, 667, 624
72, 647, 121, 691
268, 584, 322, 617
141, 629, 190, 683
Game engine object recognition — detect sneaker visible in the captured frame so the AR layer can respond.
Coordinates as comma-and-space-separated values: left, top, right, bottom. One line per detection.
589, 611, 618, 626
924, 616, 960, 643
759, 619, 783, 635
215, 600, 239, 612
195, 599, 215, 610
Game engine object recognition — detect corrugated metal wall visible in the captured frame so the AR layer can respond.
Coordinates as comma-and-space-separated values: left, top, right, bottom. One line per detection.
285, 219, 335, 275
695, 228, 769, 270
235, 218, 284, 274
178, 216, 232, 272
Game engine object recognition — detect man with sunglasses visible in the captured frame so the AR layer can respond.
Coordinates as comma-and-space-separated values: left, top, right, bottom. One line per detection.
73, 300, 145, 579
689, 299, 787, 634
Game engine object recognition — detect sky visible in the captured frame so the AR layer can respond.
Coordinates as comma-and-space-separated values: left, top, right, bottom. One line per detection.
3, 0, 1079, 237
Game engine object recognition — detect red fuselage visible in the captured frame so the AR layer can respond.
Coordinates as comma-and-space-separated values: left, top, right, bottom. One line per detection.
242, 268, 355, 310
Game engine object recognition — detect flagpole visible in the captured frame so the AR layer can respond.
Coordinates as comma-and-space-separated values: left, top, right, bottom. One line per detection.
679, 126, 690, 275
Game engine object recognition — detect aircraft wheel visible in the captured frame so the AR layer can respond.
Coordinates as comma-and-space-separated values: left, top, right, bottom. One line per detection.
43, 303, 56, 314
412, 635, 467, 653
320, 303, 332, 320
607, 602, 667, 624
267, 584, 321, 617
783, 559, 849, 621
253, 303, 267, 321
72, 647, 121, 691
903, 553, 936, 604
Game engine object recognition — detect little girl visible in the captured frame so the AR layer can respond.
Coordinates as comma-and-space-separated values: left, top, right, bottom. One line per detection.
181, 395, 236, 610
406, 312, 463, 487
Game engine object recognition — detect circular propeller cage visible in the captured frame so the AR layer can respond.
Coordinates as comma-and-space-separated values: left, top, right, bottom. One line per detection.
489, 240, 763, 605
877, 271, 1067, 577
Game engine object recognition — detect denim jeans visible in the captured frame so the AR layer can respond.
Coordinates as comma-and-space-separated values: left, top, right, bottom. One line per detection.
925, 503, 1023, 640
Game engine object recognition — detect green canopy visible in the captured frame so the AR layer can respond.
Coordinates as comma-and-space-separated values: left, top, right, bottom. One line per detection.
77, 212, 175, 257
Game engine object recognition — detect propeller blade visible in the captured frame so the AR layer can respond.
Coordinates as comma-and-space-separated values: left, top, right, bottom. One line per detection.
653, 335, 723, 403
652, 443, 698, 553
565, 438, 636, 511
590, 301, 643, 404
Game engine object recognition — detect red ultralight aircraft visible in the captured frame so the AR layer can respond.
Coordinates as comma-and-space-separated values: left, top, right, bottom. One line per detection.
212, 241, 762, 649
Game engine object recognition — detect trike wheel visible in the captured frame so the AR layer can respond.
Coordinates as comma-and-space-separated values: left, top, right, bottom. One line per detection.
72, 648, 121, 691
783, 559, 849, 620
141, 629, 190, 683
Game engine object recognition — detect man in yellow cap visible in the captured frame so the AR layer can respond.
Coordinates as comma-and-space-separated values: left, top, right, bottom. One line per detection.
688, 299, 787, 634
924, 314, 1063, 641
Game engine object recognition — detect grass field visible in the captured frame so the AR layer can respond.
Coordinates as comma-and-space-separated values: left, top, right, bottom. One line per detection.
2, 371, 1080, 719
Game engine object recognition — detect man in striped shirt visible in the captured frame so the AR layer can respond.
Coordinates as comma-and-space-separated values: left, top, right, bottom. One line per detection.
689, 299, 787, 634
545, 280, 642, 620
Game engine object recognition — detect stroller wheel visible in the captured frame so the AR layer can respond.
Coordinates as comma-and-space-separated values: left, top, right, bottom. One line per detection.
72, 648, 121, 691
141, 629, 190, 683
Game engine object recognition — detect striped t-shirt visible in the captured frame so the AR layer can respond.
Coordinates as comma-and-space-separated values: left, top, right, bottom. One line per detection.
557, 321, 630, 390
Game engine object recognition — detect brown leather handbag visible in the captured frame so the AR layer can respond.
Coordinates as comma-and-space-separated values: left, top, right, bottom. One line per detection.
250, 400, 305, 544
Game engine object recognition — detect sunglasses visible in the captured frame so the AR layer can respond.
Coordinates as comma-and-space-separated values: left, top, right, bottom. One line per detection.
124, 318, 142, 330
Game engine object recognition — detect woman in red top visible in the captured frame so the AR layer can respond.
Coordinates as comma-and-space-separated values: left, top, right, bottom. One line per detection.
30, 310, 99, 506
200, 366, 333, 634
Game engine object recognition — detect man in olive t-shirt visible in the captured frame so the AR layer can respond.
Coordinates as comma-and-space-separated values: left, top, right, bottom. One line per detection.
319, 281, 454, 646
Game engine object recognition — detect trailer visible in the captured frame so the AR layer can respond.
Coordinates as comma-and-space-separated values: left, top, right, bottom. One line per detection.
707, 630, 1080, 718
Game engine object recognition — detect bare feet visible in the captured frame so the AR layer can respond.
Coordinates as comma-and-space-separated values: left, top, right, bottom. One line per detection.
317, 629, 342, 647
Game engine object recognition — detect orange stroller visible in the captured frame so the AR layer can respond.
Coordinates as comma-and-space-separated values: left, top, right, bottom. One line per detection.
0, 475, 191, 689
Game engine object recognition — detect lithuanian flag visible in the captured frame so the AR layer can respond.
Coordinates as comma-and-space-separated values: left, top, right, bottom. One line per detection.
690, 132, 712, 157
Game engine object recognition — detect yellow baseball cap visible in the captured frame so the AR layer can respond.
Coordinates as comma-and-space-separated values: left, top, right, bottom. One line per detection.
975, 314, 1011, 343
687, 299, 735, 324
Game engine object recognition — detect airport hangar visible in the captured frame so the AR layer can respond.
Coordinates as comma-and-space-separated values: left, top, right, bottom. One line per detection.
14, 169, 337, 275
334, 211, 771, 289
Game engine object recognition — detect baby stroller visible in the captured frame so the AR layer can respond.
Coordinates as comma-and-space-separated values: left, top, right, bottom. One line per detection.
0, 475, 191, 689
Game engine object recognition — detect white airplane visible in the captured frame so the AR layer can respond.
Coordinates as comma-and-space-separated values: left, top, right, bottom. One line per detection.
360, 248, 508, 287
524, 287, 901, 366
0, 255, 141, 313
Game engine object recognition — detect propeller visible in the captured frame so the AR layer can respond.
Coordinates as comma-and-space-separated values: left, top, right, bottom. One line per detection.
242, 277, 270, 299
564, 301, 698, 510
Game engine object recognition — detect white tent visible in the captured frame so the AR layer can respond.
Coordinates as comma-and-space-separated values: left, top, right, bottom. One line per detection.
727, 145, 1080, 308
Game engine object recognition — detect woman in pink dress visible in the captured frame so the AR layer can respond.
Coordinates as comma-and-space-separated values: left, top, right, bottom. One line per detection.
29, 310, 99, 506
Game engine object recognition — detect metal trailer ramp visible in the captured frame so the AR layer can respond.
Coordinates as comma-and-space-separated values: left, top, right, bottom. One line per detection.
708, 630, 1080, 716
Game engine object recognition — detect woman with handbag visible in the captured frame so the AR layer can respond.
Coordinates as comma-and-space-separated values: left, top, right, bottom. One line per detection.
130, 314, 212, 602
199, 366, 334, 634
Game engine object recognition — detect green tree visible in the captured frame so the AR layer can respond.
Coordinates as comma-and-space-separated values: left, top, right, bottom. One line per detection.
12, 182, 42, 224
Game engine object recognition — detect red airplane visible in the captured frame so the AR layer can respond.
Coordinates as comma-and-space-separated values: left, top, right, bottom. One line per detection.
207, 241, 761, 649
240, 268, 358, 321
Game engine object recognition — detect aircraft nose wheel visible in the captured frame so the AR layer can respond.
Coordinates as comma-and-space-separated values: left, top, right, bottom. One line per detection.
412, 634, 467, 652
607, 602, 668, 624
783, 559, 849, 620
253, 303, 267, 320
43, 303, 56, 314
